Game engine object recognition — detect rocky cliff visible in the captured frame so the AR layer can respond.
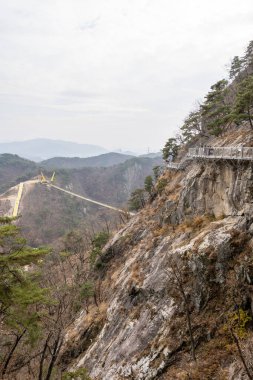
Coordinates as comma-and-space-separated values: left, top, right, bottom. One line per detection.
61, 129, 253, 380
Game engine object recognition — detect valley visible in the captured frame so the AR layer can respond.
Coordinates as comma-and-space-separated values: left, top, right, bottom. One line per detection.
0, 153, 162, 245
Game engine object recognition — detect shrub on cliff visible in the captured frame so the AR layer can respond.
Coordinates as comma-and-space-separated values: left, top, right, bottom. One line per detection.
162, 138, 180, 161
128, 188, 146, 211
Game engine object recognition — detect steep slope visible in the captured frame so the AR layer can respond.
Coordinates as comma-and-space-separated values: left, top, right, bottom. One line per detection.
60, 128, 253, 380
40, 152, 134, 169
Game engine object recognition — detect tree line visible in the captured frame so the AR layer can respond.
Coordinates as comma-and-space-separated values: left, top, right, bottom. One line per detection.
163, 41, 253, 161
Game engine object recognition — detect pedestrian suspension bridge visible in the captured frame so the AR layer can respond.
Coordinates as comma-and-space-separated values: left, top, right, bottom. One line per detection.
12, 146, 253, 217
12, 172, 135, 218
167, 146, 253, 170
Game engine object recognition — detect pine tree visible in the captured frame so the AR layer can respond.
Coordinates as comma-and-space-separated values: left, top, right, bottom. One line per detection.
128, 189, 146, 211
229, 56, 243, 80
80, 281, 95, 313
89, 231, 110, 267
180, 110, 206, 142
201, 79, 231, 136
144, 175, 154, 196
242, 40, 253, 72
0, 217, 50, 375
231, 75, 253, 129
162, 138, 180, 161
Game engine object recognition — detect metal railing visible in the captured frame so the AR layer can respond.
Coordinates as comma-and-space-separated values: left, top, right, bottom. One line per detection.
188, 147, 253, 160
167, 146, 253, 171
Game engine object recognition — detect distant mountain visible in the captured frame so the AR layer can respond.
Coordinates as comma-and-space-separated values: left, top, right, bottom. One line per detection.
41, 152, 134, 170
0, 139, 108, 161
140, 152, 162, 158
113, 149, 138, 156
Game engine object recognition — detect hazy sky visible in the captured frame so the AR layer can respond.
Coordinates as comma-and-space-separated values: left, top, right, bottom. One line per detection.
1, 0, 253, 153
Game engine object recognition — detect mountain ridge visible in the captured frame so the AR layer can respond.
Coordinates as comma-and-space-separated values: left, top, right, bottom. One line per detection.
0, 138, 108, 161
40, 152, 134, 169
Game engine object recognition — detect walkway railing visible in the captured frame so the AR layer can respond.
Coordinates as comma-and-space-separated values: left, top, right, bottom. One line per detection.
188, 147, 253, 160
167, 146, 253, 170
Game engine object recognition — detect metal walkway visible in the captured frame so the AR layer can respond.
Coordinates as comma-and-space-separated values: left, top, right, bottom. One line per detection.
167, 146, 253, 170
188, 146, 253, 160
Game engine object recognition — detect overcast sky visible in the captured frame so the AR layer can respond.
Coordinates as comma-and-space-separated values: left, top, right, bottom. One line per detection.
1, 0, 253, 153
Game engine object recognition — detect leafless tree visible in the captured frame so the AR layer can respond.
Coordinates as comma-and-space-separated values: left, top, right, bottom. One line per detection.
166, 257, 196, 361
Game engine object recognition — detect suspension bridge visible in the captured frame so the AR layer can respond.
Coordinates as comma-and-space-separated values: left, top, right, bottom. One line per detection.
8, 173, 135, 218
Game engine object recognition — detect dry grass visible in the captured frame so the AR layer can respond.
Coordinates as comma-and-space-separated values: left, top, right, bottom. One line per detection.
129, 262, 145, 286
153, 225, 173, 238
175, 215, 215, 235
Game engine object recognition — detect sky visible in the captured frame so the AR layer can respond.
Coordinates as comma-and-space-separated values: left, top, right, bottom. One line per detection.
0, 0, 253, 153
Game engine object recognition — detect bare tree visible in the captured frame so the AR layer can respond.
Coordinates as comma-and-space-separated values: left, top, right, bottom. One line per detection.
230, 328, 252, 380
166, 257, 196, 361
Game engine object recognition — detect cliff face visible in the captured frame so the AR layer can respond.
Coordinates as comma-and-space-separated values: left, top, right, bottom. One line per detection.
168, 161, 253, 222
61, 137, 253, 379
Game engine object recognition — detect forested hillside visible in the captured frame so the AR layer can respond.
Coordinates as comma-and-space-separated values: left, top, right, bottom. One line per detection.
0, 154, 37, 193
40, 152, 134, 170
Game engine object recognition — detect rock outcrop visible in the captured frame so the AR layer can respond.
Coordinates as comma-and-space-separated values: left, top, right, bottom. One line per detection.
61, 135, 253, 379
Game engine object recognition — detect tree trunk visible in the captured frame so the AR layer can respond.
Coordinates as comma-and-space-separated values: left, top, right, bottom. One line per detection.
1, 329, 26, 376
248, 116, 253, 130
247, 106, 253, 129
185, 303, 196, 362
231, 329, 252, 380
38, 332, 52, 380
44, 332, 63, 380
172, 267, 196, 362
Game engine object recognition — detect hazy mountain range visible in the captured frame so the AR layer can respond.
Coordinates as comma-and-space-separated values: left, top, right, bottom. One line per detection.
0, 139, 108, 161
0, 139, 161, 161
40, 152, 134, 169
0, 151, 163, 194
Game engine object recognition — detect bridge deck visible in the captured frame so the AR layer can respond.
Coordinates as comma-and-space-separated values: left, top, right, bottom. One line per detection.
49, 184, 135, 216
167, 146, 253, 170
188, 154, 253, 161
